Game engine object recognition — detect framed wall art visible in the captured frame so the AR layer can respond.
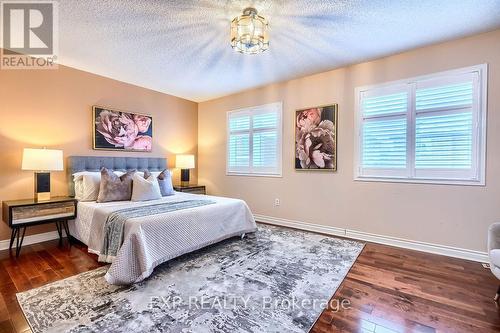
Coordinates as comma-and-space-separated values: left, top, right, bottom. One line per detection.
295, 104, 338, 171
93, 106, 153, 152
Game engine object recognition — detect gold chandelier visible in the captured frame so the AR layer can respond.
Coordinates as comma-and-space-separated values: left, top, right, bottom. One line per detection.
230, 7, 269, 55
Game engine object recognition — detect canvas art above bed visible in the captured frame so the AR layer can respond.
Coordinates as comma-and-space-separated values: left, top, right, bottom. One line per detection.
295, 104, 338, 171
93, 106, 153, 152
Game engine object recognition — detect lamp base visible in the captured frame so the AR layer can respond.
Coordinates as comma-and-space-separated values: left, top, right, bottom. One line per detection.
34, 172, 51, 202
181, 169, 190, 186
36, 192, 51, 202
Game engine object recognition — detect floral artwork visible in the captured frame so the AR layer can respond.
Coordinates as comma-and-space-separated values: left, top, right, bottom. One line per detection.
93, 106, 153, 151
295, 104, 337, 171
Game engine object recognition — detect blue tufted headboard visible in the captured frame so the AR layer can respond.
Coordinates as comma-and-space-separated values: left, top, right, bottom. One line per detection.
67, 156, 167, 196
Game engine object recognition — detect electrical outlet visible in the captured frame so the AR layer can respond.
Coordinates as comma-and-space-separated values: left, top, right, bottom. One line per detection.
274, 198, 280, 206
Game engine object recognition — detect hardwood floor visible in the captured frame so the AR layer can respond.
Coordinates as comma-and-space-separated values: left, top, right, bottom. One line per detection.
311, 244, 500, 333
0, 238, 498, 333
0, 240, 104, 333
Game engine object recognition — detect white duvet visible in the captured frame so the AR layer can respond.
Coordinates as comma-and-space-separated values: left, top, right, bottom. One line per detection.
69, 192, 257, 285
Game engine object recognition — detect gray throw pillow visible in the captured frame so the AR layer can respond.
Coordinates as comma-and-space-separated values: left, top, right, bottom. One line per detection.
97, 168, 135, 203
141, 169, 174, 196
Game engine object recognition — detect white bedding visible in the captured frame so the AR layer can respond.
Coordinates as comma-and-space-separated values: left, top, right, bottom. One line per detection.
69, 192, 257, 284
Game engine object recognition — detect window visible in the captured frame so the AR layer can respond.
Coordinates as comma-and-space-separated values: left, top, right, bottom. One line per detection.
227, 102, 282, 176
355, 64, 487, 185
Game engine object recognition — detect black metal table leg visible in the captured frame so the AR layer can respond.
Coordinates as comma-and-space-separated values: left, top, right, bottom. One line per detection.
62, 220, 72, 245
9, 227, 18, 251
15, 226, 26, 258
55, 221, 63, 246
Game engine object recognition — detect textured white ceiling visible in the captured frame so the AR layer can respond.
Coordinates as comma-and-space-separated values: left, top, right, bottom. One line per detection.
58, 0, 500, 102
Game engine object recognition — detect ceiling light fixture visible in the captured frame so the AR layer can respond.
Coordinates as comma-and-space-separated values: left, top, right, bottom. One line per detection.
230, 7, 269, 55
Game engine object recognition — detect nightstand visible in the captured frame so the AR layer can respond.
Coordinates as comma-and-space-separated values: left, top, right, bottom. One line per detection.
2, 197, 77, 257
173, 184, 206, 195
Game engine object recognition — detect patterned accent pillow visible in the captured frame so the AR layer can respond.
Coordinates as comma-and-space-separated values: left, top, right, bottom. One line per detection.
97, 168, 135, 203
73, 171, 125, 201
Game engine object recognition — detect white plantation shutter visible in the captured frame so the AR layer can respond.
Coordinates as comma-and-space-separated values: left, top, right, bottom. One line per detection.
414, 74, 479, 180
228, 114, 250, 170
228, 133, 250, 168
356, 65, 486, 185
362, 118, 407, 169
227, 103, 282, 176
253, 131, 278, 168
415, 113, 473, 169
360, 86, 410, 177
362, 91, 408, 117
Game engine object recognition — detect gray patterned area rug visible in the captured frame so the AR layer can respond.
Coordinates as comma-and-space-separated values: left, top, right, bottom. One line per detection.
17, 224, 363, 333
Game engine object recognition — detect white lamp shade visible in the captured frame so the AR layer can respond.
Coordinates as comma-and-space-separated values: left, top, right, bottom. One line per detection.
22, 148, 63, 171
176, 154, 195, 169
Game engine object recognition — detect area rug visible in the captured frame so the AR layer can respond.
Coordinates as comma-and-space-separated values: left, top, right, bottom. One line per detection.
17, 224, 363, 333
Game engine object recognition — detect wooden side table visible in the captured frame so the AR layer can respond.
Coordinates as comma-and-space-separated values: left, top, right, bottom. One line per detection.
2, 197, 77, 257
173, 184, 206, 195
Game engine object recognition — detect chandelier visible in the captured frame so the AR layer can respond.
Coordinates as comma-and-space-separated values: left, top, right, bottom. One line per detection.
230, 7, 269, 54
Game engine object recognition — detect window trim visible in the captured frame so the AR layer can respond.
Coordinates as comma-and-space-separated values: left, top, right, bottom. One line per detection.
226, 102, 283, 178
354, 64, 487, 186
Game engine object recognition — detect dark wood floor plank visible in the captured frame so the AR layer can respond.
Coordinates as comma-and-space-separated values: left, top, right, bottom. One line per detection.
1, 263, 32, 294
33, 250, 63, 272
8, 311, 30, 333
348, 261, 488, 315
0, 264, 13, 289
0, 319, 15, 333
311, 243, 500, 332
0, 294, 9, 323
341, 276, 493, 330
0, 236, 497, 332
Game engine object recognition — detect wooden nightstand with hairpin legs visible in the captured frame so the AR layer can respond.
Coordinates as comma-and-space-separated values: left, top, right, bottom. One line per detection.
173, 184, 206, 195
2, 197, 77, 257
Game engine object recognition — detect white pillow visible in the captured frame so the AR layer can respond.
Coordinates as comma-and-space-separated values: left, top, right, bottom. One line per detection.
74, 179, 84, 200
73, 171, 125, 181
72, 172, 100, 201
81, 173, 102, 201
131, 173, 162, 201
150, 170, 174, 196
73, 171, 95, 182
72, 171, 125, 201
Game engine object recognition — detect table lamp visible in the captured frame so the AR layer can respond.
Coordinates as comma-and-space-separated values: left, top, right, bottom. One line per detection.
176, 154, 195, 186
22, 148, 63, 201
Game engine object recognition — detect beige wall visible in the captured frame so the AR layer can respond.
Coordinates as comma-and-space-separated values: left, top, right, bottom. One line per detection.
198, 29, 500, 253
0, 65, 198, 240
1, 30, 499, 252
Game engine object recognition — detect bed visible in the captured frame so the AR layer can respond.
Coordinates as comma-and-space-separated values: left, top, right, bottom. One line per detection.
67, 156, 257, 285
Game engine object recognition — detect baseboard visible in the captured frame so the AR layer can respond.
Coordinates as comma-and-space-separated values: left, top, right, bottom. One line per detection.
254, 214, 489, 263
1, 216, 488, 263
0, 230, 62, 252
254, 214, 346, 238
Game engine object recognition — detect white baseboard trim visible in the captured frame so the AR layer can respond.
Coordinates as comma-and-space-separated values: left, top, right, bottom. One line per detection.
1, 216, 488, 263
254, 214, 346, 238
254, 214, 488, 263
0, 230, 62, 252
